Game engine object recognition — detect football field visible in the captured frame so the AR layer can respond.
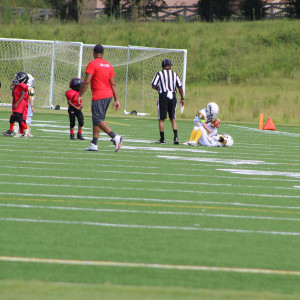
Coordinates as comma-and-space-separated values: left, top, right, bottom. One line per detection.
0, 111, 300, 299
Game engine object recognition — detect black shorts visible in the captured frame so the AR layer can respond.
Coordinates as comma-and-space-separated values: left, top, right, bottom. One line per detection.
10, 112, 23, 124
68, 107, 84, 127
91, 98, 112, 125
157, 92, 177, 120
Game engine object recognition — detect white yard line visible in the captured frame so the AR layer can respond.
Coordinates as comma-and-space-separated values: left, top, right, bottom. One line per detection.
0, 192, 299, 210
218, 169, 300, 179
1, 203, 299, 222
0, 256, 299, 276
0, 165, 299, 183
0, 173, 297, 191
0, 217, 300, 236
0, 181, 299, 199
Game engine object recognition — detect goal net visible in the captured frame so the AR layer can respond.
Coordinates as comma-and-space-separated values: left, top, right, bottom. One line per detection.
0, 38, 187, 116
0, 38, 82, 109
82, 45, 187, 115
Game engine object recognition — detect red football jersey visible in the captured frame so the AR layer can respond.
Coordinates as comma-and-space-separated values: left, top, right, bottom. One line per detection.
85, 57, 114, 101
65, 89, 81, 107
12, 83, 28, 113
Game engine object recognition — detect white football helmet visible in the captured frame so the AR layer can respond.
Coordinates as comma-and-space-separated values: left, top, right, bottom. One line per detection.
27, 74, 35, 88
217, 134, 234, 147
206, 102, 219, 121
225, 135, 234, 147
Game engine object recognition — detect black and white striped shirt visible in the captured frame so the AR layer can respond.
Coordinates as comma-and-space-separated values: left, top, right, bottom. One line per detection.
151, 69, 182, 94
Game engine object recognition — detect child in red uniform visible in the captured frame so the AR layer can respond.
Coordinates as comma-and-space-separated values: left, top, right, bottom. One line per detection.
3, 72, 29, 137
65, 78, 85, 140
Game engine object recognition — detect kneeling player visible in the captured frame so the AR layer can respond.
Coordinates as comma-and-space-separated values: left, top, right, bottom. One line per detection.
183, 102, 219, 146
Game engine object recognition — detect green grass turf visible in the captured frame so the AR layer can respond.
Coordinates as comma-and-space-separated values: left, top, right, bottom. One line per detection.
0, 111, 299, 299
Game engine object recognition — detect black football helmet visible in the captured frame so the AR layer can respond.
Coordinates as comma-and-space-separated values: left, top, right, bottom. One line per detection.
15, 72, 29, 84
69, 78, 83, 91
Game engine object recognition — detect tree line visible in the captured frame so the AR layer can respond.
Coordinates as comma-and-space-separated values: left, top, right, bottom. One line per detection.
2, 0, 300, 22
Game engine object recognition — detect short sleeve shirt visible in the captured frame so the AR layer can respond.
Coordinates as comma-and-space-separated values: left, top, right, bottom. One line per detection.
12, 83, 28, 113
85, 57, 115, 100
194, 108, 207, 126
66, 89, 81, 107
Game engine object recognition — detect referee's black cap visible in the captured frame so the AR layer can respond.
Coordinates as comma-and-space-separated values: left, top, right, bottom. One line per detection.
162, 59, 172, 67
94, 44, 104, 53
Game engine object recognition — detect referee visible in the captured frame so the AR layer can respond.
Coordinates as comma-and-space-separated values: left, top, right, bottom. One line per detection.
151, 59, 185, 144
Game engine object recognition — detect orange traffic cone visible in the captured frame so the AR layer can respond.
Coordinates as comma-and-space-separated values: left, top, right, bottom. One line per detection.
263, 118, 276, 130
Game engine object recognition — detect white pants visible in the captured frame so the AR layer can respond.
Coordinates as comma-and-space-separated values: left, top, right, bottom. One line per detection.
26, 97, 34, 125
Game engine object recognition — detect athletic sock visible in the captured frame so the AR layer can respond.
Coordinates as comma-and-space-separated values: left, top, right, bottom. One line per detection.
92, 137, 98, 145
160, 131, 164, 141
108, 131, 116, 139
193, 130, 202, 142
173, 129, 178, 140
9, 123, 14, 132
188, 128, 197, 141
78, 130, 82, 134
70, 129, 74, 135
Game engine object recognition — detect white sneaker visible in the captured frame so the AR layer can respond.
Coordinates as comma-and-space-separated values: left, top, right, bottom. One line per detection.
113, 135, 122, 152
183, 141, 190, 145
13, 132, 22, 138
84, 142, 98, 151
188, 140, 198, 146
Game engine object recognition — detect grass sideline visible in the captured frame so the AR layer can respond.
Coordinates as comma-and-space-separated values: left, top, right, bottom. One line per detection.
0, 111, 299, 299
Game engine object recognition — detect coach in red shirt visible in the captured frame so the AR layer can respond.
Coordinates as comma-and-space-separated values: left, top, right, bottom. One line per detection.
78, 44, 122, 152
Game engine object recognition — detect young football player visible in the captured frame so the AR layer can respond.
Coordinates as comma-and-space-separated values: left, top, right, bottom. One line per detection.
26, 74, 35, 137
3, 72, 29, 137
66, 78, 85, 140
183, 102, 219, 146
14, 73, 35, 138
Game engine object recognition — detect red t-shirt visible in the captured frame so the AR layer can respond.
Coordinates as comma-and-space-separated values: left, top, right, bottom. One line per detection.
65, 89, 81, 107
85, 57, 114, 101
12, 83, 28, 113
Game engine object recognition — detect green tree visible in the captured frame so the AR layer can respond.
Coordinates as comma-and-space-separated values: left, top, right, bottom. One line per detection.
103, 0, 166, 20
240, 0, 267, 20
47, 0, 83, 21
286, 0, 300, 18
196, 0, 232, 22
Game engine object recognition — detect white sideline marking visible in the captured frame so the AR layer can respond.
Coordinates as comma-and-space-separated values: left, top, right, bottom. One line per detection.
1, 192, 300, 210
226, 125, 300, 137
2, 203, 300, 222
121, 145, 214, 153
157, 155, 267, 166
218, 169, 300, 179
0, 256, 299, 276
0, 182, 299, 199
1, 217, 300, 236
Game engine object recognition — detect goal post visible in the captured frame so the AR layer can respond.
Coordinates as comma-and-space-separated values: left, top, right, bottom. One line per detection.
123, 45, 187, 116
0, 38, 186, 116
0, 38, 82, 109
81, 44, 187, 116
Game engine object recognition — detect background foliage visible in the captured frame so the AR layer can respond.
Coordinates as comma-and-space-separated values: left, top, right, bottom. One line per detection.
0, 17, 300, 124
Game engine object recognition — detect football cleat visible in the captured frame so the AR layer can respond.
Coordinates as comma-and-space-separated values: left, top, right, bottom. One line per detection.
188, 140, 198, 146
70, 134, 76, 140
3, 130, 14, 136
113, 135, 123, 152
173, 137, 179, 145
183, 141, 190, 145
77, 133, 85, 140
84, 142, 98, 151
155, 139, 166, 144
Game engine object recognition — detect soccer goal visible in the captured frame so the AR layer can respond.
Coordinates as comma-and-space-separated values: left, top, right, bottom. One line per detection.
0, 38, 187, 116
82, 44, 187, 115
